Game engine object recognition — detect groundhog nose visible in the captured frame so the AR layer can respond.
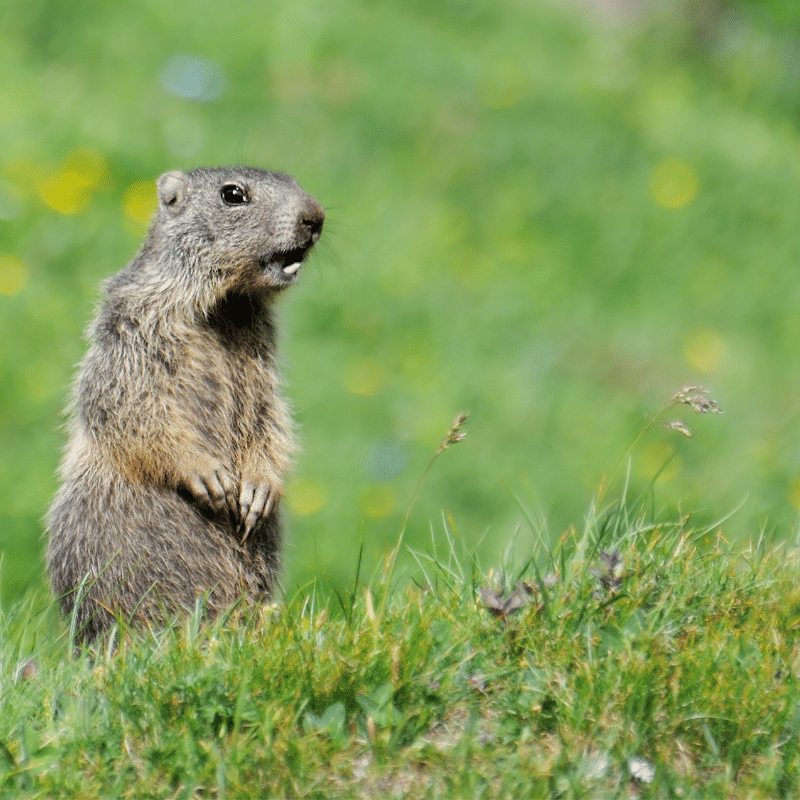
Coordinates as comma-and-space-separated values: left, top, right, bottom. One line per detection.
300, 198, 325, 244
302, 216, 323, 245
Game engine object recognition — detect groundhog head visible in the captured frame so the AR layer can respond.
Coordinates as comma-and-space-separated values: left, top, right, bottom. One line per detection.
155, 166, 324, 295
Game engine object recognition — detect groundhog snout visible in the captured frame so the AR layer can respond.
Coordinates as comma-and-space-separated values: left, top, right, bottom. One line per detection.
297, 196, 325, 247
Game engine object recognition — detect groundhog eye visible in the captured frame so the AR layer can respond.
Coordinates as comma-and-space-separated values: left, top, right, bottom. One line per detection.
221, 183, 248, 205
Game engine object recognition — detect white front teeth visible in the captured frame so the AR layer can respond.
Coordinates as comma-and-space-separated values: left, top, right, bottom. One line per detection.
282, 262, 301, 276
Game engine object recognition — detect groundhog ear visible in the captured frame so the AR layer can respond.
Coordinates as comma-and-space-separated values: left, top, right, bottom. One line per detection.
157, 171, 189, 214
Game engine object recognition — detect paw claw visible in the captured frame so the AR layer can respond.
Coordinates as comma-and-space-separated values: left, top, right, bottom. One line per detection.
239, 482, 277, 543
185, 466, 237, 517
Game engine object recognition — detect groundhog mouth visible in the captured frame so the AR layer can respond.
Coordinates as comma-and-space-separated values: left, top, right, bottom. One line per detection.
261, 245, 311, 282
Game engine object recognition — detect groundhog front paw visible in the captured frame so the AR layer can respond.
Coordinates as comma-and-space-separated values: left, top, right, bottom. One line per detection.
185, 467, 238, 519
238, 480, 278, 543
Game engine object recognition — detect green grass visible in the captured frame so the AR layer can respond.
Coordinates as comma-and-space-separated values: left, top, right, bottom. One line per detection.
3, 470, 800, 798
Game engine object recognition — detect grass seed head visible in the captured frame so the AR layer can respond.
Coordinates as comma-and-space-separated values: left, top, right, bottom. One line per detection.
437, 412, 469, 454
663, 420, 693, 438
671, 386, 723, 414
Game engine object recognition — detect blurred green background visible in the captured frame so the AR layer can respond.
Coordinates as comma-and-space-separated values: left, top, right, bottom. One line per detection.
3, 0, 800, 607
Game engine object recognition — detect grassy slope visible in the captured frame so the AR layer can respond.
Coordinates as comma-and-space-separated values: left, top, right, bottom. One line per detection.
3, 480, 800, 799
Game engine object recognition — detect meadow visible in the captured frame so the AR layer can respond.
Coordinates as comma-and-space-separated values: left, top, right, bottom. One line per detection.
4, 0, 800, 794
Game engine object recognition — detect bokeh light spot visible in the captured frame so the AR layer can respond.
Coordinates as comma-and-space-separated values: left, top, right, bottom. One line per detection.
0, 254, 28, 296
359, 486, 396, 519
366, 440, 407, 481
123, 181, 157, 225
683, 328, 727, 374
39, 170, 92, 214
160, 55, 227, 102
288, 478, 328, 516
650, 160, 699, 209
38, 150, 109, 215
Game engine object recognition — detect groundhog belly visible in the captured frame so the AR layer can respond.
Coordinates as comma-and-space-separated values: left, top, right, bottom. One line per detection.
47, 463, 278, 641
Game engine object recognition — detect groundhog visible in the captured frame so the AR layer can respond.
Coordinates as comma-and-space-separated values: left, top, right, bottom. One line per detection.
47, 166, 324, 643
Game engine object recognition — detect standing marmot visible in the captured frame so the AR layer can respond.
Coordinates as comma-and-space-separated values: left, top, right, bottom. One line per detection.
47, 166, 324, 642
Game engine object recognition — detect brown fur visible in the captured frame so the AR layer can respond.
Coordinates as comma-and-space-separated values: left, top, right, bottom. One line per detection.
47, 166, 324, 642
